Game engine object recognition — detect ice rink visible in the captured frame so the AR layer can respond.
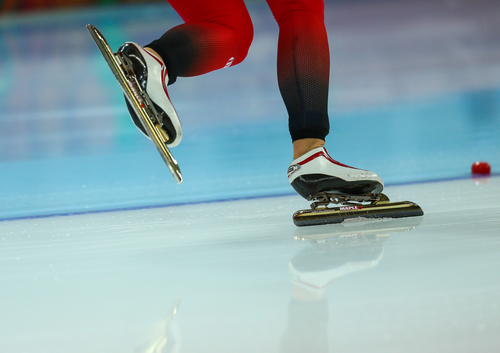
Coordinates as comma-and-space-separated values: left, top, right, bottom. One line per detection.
1, 0, 500, 352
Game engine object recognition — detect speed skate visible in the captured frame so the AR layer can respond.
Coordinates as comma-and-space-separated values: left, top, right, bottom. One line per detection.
293, 192, 423, 227
288, 147, 423, 227
86, 24, 182, 184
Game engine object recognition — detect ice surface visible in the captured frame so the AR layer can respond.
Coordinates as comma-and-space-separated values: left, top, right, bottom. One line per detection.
1, 178, 500, 352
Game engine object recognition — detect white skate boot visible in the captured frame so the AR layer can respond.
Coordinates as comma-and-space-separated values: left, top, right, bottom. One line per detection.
117, 42, 182, 147
288, 147, 423, 226
287, 147, 384, 200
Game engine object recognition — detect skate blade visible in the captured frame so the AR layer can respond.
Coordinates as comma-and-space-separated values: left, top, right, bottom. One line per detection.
86, 24, 183, 184
293, 201, 423, 227
293, 215, 423, 241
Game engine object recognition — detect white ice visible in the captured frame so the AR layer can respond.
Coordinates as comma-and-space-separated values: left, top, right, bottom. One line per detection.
1, 177, 499, 353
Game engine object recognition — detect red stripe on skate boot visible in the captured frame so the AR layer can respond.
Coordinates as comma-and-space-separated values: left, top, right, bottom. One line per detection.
298, 151, 356, 169
144, 49, 171, 99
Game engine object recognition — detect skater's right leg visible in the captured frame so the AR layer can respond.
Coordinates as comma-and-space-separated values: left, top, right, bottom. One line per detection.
120, 0, 254, 146
293, 138, 325, 160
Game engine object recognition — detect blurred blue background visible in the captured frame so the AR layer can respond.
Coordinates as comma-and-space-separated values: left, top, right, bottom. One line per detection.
0, 0, 499, 219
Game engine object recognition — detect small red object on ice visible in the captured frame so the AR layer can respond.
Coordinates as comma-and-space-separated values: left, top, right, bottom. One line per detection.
471, 161, 491, 174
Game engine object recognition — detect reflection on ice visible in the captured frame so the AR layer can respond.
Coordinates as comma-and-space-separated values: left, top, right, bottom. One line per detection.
283, 217, 421, 353
135, 299, 182, 353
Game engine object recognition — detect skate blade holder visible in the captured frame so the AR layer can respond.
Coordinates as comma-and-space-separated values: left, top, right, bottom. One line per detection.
115, 52, 171, 144
308, 192, 390, 210
295, 192, 423, 227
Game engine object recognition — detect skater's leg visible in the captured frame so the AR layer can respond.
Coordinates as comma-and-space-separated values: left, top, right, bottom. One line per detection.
118, 0, 253, 146
266, 0, 383, 197
266, 0, 330, 147
292, 138, 325, 160
147, 0, 254, 84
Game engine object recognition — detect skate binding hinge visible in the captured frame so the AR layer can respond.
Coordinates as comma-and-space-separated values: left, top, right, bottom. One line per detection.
308, 192, 390, 210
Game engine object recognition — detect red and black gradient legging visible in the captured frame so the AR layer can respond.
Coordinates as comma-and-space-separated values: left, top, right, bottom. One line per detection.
147, 0, 330, 142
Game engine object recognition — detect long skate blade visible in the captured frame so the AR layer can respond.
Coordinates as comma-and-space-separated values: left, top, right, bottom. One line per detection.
293, 201, 423, 227
293, 216, 423, 241
86, 24, 183, 184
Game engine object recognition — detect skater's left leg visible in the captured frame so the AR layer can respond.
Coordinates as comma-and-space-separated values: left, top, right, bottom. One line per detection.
266, 0, 331, 153
267, 0, 383, 198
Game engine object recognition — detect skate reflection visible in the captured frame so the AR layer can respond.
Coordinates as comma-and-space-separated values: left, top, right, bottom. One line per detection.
281, 218, 422, 353
133, 218, 421, 353
134, 299, 182, 353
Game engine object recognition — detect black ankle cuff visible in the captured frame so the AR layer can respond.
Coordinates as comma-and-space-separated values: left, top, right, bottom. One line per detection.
145, 41, 178, 85
291, 127, 329, 142
289, 112, 330, 142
